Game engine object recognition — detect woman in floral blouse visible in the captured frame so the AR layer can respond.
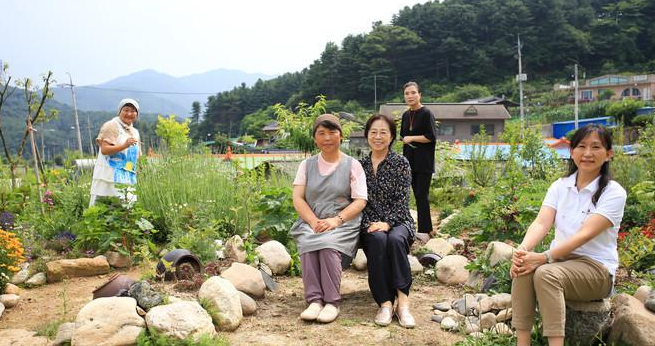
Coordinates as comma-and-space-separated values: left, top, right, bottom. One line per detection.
360, 114, 416, 328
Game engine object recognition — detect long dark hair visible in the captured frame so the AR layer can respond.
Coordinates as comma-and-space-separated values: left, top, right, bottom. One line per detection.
567, 124, 613, 206
364, 114, 397, 148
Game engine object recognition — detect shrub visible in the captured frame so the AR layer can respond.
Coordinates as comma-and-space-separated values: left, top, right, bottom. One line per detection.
0, 228, 25, 291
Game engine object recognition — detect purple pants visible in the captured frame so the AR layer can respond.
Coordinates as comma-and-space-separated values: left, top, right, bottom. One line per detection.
301, 249, 342, 306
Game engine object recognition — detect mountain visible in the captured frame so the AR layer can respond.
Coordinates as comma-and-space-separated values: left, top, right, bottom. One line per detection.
52, 69, 275, 117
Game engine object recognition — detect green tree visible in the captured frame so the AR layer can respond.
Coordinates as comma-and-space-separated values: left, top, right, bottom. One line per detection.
607, 98, 645, 125
155, 115, 190, 153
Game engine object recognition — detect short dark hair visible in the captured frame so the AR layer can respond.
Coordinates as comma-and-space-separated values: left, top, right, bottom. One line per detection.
364, 114, 397, 148
312, 120, 342, 137
403, 81, 420, 93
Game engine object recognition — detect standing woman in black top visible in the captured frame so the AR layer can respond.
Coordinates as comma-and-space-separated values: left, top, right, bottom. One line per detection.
360, 114, 416, 328
400, 81, 437, 237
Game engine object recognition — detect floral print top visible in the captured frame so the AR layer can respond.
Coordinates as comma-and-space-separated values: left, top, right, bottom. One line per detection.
359, 151, 415, 239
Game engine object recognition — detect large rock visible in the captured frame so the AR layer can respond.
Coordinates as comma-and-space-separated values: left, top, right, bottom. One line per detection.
352, 249, 367, 271
479, 312, 496, 330
4, 283, 21, 295
565, 299, 611, 346
634, 285, 652, 303
71, 297, 145, 346
408, 255, 424, 273
10, 263, 29, 285
0, 329, 49, 346
225, 235, 247, 263
485, 241, 515, 266
198, 276, 242, 331
0, 302, 4, 319
25, 272, 46, 287
128, 281, 164, 310
436, 255, 469, 285
425, 238, 454, 257
255, 241, 291, 275
0, 294, 20, 308
220, 262, 266, 299
46, 256, 110, 282
646, 290, 655, 313
52, 322, 75, 346
609, 293, 655, 346
145, 301, 216, 341
239, 291, 257, 316
104, 251, 132, 268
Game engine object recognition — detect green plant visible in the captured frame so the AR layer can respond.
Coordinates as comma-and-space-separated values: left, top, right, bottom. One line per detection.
455, 332, 515, 346
618, 227, 655, 278
0, 228, 25, 291
136, 329, 229, 346
251, 186, 296, 246
465, 250, 512, 294
466, 126, 496, 187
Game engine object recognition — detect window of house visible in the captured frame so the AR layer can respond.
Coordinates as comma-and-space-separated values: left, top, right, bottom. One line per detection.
581, 90, 593, 100
471, 124, 494, 136
622, 88, 631, 97
632, 88, 641, 96
610, 76, 627, 84
438, 124, 455, 136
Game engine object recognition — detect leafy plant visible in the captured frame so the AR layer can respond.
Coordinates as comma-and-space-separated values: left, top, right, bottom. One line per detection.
618, 227, 655, 277
252, 186, 296, 246
0, 228, 25, 291
465, 250, 512, 294
136, 329, 229, 346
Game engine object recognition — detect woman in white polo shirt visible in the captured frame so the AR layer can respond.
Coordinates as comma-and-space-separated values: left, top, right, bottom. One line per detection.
510, 124, 626, 346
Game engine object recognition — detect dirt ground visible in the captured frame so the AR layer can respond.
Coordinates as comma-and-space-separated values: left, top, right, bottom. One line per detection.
0, 266, 464, 346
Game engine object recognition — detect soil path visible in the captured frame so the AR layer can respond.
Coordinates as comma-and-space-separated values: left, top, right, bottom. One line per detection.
0, 267, 464, 345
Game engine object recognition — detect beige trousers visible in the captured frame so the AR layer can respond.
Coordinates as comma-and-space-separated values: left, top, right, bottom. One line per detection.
511, 255, 612, 337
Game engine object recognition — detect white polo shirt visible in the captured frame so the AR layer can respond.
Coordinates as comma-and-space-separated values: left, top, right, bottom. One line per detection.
542, 172, 627, 275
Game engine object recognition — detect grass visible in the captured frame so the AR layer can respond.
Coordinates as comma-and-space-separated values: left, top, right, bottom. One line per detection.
35, 318, 69, 340
136, 330, 229, 346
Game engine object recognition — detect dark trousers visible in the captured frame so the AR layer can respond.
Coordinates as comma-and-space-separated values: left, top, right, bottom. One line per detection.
362, 225, 413, 306
411, 171, 433, 233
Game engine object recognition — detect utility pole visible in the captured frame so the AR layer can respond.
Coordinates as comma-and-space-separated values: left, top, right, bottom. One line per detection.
574, 64, 579, 130
516, 35, 526, 133
86, 115, 95, 156
63, 72, 84, 157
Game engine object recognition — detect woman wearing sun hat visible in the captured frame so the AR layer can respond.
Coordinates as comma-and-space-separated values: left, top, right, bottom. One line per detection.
89, 98, 142, 206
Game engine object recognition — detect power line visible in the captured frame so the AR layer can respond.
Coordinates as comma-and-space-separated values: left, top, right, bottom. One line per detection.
75, 85, 220, 95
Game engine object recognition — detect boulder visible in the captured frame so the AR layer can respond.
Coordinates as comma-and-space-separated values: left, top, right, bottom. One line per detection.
408, 255, 424, 274
0, 294, 19, 308
634, 285, 652, 303
128, 281, 164, 310
433, 301, 451, 312
563, 299, 611, 346
145, 301, 216, 341
425, 238, 454, 257
646, 291, 655, 313
52, 322, 75, 346
0, 302, 3, 319
46, 256, 110, 282
485, 241, 515, 266
198, 276, 242, 331
220, 262, 266, 299
436, 255, 469, 285
493, 322, 512, 335
352, 249, 367, 271
239, 291, 257, 316
479, 312, 496, 330
0, 329, 49, 346
4, 283, 21, 295
25, 272, 46, 287
225, 235, 247, 263
609, 294, 655, 346
255, 241, 291, 275
478, 293, 512, 313
10, 263, 29, 285
431, 314, 444, 323
71, 297, 145, 346
496, 308, 512, 322
104, 251, 132, 268
452, 294, 478, 316
447, 237, 465, 248
440, 316, 458, 330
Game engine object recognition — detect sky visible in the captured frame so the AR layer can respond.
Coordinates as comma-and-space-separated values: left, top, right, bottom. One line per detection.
2, 0, 423, 86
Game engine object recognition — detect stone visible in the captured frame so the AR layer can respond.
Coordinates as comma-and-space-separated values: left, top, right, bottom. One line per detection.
71, 297, 145, 346
465, 271, 485, 290
128, 281, 164, 310
493, 322, 512, 335
485, 241, 515, 267
198, 276, 242, 331
564, 299, 611, 346
609, 294, 655, 346
4, 283, 20, 295
475, 293, 490, 302
436, 255, 469, 285
352, 249, 367, 270
259, 263, 273, 277
447, 237, 465, 248
104, 251, 132, 268
440, 317, 458, 330
0, 302, 4, 318
25, 272, 46, 287
646, 291, 655, 313
496, 308, 512, 322
255, 240, 291, 275
431, 314, 444, 323
452, 294, 478, 316
425, 238, 455, 257
479, 312, 497, 330
465, 323, 480, 334
145, 301, 216, 341
445, 308, 465, 322
408, 255, 424, 273
220, 262, 266, 298
137, 306, 147, 316
239, 291, 257, 316
0, 329, 49, 346
46, 256, 110, 282
52, 322, 75, 346
225, 235, 247, 263
0, 294, 19, 308
10, 263, 29, 285
469, 332, 484, 338
478, 293, 512, 314
433, 301, 451, 312
634, 285, 652, 303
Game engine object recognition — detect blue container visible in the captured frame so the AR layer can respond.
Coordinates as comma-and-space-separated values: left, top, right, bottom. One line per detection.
552, 117, 612, 139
